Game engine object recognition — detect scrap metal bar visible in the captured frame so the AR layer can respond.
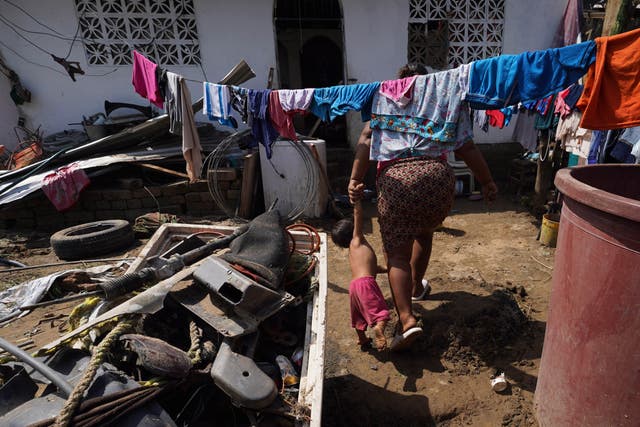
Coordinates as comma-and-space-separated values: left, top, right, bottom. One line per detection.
0, 336, 73, 397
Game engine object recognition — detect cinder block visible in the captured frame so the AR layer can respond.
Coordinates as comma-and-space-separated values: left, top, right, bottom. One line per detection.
94, 200, 111, 210
81, 191, 103, 202
102, 190, 132, 201
226, 190, 240, 200
185, 193, 201, 203
230, 180, 241, 190
126, 199, 142, 209
186, 180, 209, 192
110, 200, 127, 210
208, 168, 237, 182
141, 198, 158, 208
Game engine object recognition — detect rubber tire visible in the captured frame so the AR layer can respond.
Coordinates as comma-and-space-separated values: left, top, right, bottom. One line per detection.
50, 220, 135, 260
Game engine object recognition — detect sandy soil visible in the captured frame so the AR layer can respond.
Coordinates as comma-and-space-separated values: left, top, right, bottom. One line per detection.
0, 194, 555, 426
321, 196, 554, 427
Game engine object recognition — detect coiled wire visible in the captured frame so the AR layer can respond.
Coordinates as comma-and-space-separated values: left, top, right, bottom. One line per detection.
202, 130, 320, 222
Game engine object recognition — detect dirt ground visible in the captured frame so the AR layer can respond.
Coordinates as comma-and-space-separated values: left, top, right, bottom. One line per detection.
321, 195, 554, 427
0, 193, 555, 426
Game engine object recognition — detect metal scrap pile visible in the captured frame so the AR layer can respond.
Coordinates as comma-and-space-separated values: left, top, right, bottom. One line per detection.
0, 210, 324, 427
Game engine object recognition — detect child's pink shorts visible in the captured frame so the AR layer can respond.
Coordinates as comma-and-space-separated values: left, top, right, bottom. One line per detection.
349, 276, 390, 331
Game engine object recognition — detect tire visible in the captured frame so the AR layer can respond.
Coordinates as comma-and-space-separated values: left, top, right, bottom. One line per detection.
50, 220, 135, 260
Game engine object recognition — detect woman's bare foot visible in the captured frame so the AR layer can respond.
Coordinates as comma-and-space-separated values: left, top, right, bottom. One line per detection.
372, 321, 388, 350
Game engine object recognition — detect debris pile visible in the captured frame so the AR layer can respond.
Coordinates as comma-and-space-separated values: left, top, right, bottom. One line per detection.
0, 211, 324, 426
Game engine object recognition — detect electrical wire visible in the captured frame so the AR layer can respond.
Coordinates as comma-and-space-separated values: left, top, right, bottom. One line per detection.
2, 0, 67, 37
0, 12, 75, 41
0, 15, 52, 55
0, 39, 66, 75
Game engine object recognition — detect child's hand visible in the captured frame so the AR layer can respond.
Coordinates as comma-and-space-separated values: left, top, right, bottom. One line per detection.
348, 179, 365, 204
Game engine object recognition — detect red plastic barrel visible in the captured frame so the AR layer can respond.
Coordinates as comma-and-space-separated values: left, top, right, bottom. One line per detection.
535, 165, 640, 426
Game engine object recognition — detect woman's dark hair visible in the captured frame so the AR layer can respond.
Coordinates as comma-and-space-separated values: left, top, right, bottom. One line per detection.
331, 218, 354, 248
397, 63, 428, 78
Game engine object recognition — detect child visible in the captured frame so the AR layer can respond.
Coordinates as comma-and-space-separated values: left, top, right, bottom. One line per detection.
331, 201, 390, 350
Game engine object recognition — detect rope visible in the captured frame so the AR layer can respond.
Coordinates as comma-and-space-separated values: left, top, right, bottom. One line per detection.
53, 317, 138, 427
187, 320, 202, 365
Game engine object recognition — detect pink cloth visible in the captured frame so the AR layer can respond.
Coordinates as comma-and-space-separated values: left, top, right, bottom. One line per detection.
349, 276, 390, 331
41, 163, 90, 212
132, 51, 163, 108
269, 91, 298, 141
554, 87, 572, 118
379, 76, 418, 107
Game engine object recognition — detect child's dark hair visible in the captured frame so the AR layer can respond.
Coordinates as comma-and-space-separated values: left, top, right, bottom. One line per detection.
331, 218, 353, 248
397, 63, 427, 78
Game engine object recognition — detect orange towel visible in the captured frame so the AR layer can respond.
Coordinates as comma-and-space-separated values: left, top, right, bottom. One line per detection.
577, 28, 640, 130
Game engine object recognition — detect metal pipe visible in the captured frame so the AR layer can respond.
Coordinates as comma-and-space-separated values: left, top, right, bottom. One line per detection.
0, 336, 73, 397
0, 257, 134, 274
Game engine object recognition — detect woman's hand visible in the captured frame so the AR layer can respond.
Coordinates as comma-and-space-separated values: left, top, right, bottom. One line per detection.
348, 178, 365, 204
481, 180, 498, 202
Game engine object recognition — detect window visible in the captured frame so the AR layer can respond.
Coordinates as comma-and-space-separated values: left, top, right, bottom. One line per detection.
75, 0, 201, 66
408, 0, 505, 69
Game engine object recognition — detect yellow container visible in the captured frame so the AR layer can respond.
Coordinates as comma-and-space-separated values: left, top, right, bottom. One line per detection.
539, 213, 560, 247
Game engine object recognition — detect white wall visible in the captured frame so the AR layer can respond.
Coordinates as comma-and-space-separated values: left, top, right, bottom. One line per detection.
342, 0, 408, 147
0, 0, 277, 150
0, 0, 571, 150
0, 74, 18, 150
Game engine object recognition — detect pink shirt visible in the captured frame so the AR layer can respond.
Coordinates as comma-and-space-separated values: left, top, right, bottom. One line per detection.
132, 51, 164, 108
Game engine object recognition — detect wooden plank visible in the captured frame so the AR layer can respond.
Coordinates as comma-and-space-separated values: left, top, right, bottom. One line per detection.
139, 163, 190, 179
602, 0, 632, 36
238, 152, 259, 218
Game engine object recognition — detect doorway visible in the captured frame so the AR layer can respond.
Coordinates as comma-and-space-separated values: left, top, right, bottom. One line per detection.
273, 0, 347, 146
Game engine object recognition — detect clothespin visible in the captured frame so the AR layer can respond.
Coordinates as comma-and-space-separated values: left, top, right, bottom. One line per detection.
51, 55, 85, 82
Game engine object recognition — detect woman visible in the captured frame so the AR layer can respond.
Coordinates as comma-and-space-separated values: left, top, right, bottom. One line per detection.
348, 64, 497, 351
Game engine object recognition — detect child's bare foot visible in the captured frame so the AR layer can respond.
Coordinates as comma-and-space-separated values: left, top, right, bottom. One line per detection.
356, 329, 371, 350
373, 321, 388, 351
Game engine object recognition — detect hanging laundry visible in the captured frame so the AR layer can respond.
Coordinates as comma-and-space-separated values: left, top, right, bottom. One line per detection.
379, 76, 418, 107
369, 65, 472, 161
165, 72, 202, 182
464, 41, 596, 110
588, 130, 607, 164
269, 91, 297, 141
556, 110, 592, 159
370, 65, 471, 143
248, 89, 279, 159
203, 82, 237, 128
621, 127, 640, 164
577, 28, 640, 130
535, 94, 559, 130
41, 163, 90, 212
486, 110, 506, 129
310, 82, 380, 122
229, 86, 249, 124
370, 107, 473, 161
535, 94, 555, 116
473, 109, 489, 132
501, 106, 514, 127
277, 89, 315, 112
551, 0, 583, 48
512, 109, 538, 152
131, 51, 164, 109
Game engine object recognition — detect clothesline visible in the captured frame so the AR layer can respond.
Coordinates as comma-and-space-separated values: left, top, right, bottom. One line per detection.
131, 27, 640, 177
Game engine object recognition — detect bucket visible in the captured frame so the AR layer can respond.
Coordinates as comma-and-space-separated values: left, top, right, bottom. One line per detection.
538, 213, 559, 247
535, 165, 640, 426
